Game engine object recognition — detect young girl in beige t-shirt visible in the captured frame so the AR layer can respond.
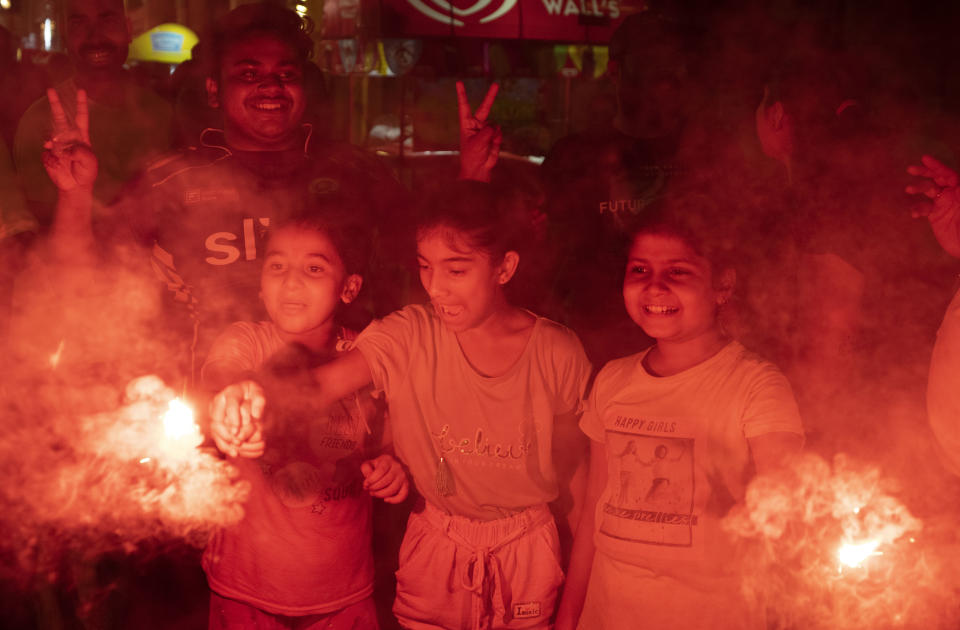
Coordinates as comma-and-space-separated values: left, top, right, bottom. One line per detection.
212, 181, 592, 630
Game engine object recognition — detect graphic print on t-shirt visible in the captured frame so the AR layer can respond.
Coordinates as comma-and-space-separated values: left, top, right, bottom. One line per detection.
430, 418, 534, 472
260, 398, 367, 510
600, 428, 696, 547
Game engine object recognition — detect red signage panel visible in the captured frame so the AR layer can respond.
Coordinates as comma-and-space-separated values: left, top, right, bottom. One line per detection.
377, 0, 630, 41
521, 0, 623, 41
379, 0, 520, 38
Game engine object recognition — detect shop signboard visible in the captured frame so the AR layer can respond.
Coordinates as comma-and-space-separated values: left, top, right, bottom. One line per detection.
323, 0, 636, 42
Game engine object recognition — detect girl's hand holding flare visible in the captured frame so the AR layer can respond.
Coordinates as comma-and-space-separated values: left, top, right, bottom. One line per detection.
361, 454, 410, 504
906, 155, 960, 259
209, 380, 267, 458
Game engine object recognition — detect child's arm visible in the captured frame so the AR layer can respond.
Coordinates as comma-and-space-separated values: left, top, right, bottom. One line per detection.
209, 348, 375, 457
359, 397, 409, 503
742, 363, 805, 475
203, 363, 258, 396
747, 432, 803, 476
553, 409, 590, 549
311, 348, 375, 407
555, 439, 607, 630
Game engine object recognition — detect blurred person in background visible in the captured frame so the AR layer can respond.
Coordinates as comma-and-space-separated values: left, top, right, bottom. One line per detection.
0, 135, 34, 342
0, 25, 48, 149
39, 2, 406, 392
539, 9, 704, 365
755, 54, 956, 456
0, 27, 46, 341
13, 0, 172, 231
907, 155, 960, 476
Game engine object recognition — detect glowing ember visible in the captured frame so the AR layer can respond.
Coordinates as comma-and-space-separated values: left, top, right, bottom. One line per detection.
159, 397, 203, 458
49, 338, 65, 368
837, 540, 881, 569
163, 398, 197, 439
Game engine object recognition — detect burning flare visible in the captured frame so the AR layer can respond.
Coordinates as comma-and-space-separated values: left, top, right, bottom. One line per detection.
160, 397, 203, 458
836, 539, 881, 569
0, 375, 249, 583
722, 453, 956, 630
48, 338, 65, 369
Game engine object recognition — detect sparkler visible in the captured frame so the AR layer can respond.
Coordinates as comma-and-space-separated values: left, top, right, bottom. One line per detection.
49, 339, 65, 369
159, 397, 203, 459
0, 375, 249, 582
722, 453, 956, 630
836, 539, 881, 570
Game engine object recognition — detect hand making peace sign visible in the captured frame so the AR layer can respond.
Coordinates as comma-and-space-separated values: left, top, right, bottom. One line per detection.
457, 81, 501, 182
906, 155, 960, 259
41, 88, 98, 193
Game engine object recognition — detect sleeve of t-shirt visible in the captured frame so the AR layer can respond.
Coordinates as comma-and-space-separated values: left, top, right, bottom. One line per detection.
200, 322, 265, 388
353, 306, 419, 398
579, 362, 614, 443
740, 362, 805, 439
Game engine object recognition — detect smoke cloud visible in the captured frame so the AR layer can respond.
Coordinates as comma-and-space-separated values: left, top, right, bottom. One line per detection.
724, 452, 960, 630
0, 251, 249, 592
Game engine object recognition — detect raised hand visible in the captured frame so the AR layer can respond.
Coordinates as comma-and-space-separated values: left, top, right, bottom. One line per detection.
208, 380, 267, 458
906, 155, 960, 258
457, 81, 501, 182
41, 88, 98, 192
360, 454, 410, 504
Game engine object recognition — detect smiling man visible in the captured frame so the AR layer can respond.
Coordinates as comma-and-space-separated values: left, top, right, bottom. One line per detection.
13, 0, 172, 230
133, 4, 406, 382
207, 32, 308, 151
41, 3, 406, 385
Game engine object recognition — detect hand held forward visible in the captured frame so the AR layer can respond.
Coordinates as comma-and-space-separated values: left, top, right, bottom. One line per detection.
209, 380, 267, 458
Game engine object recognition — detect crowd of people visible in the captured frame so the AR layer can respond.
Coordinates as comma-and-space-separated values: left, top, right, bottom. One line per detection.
2, 0, 960, 629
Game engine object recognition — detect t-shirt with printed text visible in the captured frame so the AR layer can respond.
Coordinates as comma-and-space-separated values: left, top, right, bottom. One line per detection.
580, 341, 803, 594
201, 321, 379, 616
116, 126, 407, 381
354, 303, 592, 521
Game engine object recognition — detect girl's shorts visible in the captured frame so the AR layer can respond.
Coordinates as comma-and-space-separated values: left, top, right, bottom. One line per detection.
208, 591, 379, 630
393, 501, 564, 630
